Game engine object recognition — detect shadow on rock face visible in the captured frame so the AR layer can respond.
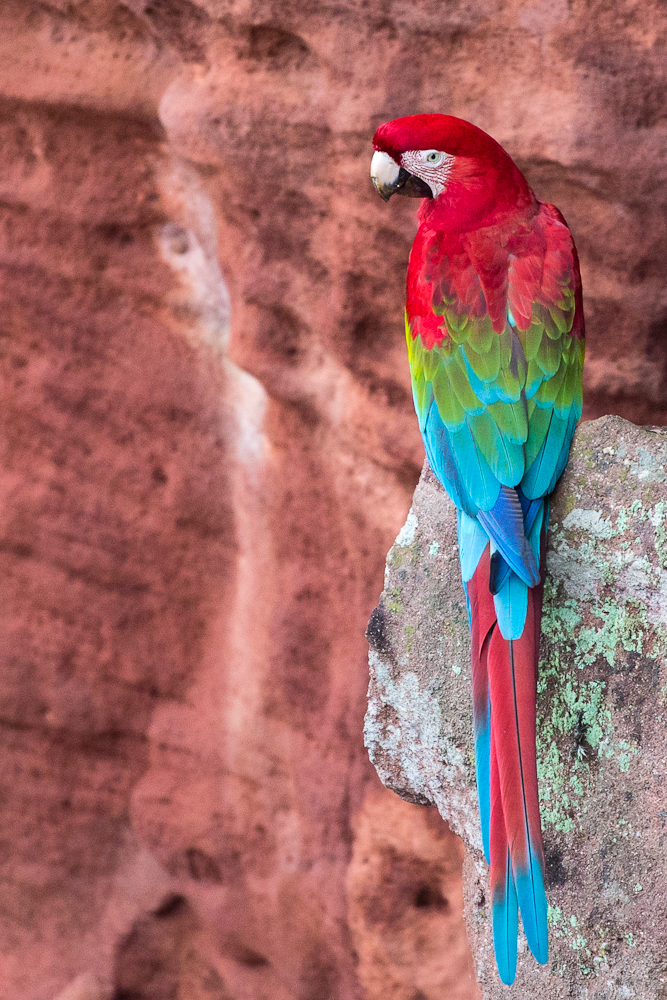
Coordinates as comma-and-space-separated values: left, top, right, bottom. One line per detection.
348, 785, 480, 1000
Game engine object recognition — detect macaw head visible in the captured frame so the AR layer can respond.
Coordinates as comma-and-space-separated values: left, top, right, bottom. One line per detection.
370, 114, 533, 226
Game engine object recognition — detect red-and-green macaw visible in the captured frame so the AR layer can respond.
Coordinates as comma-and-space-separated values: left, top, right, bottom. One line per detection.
370, 115, 584, 984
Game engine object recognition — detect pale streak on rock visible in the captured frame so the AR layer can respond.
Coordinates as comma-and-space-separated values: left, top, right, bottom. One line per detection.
395, 508, 419, 547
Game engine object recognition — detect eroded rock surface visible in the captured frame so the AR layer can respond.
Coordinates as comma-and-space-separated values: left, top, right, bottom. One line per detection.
2, 0, 667, 997
347, 786, 480, 1000
366, 416, 667, 997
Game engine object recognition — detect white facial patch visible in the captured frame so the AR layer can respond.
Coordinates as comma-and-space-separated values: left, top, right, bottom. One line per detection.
400, 149, 455, 198
370, 149, 400, 188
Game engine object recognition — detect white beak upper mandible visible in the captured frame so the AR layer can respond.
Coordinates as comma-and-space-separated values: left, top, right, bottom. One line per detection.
370, 149, 400, 188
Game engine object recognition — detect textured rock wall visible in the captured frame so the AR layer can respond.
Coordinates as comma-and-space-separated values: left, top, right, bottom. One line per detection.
366, 417, 667, 997
0, 0, 666, 997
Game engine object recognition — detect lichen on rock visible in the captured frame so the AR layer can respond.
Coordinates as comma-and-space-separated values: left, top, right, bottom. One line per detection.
366, 416, 667, 997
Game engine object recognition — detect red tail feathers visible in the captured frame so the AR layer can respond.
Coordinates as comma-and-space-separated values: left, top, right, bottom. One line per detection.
469, 548, 548, 978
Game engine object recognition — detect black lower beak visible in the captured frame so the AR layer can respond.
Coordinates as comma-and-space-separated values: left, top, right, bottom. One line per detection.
374, 167, 433, 201
395, 168, 434, 199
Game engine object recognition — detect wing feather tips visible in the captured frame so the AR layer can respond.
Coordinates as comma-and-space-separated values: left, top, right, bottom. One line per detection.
514, 855, 549, 965
477, 485, 539, 588
490, 727, 518, 985
457, 510, 490, 583
492, 855, 519, 986
493, 571, 528, 641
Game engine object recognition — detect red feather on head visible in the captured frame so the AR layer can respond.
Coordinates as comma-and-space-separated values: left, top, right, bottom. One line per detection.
373, 113, 507, 164
373, 113, 536, 233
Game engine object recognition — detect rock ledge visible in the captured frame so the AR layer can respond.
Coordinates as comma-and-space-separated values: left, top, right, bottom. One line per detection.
366, 416, 667, 998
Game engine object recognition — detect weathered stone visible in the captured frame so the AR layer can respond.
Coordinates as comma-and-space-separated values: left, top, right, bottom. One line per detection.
366, 416, 667, 997
347, 785, 479, 1000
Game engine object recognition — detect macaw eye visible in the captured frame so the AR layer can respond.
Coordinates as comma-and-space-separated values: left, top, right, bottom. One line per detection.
424, 150, 444, 165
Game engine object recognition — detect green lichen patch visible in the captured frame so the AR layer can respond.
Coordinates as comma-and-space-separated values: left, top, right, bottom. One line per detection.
651, 500, 667, 569
534, 573, 667, 833
547, 905, 614, 978
387, 585, 403, 614
536, 487, 667, 838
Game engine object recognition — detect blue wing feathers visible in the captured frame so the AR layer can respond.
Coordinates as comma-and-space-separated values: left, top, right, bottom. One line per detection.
493, 572, 528, 641
477, 486, 539, 587
458, 510, 491, 582
423, 401, 501, 514
491, 494, 545, 592
422, 403, 469, 510
450, 420, 502, 511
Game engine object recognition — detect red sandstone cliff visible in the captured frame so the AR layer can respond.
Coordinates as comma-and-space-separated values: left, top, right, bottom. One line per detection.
0, 1, 665, 997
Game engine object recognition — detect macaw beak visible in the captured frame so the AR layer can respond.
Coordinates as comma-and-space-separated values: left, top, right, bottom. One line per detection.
370, 149, 434, 201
